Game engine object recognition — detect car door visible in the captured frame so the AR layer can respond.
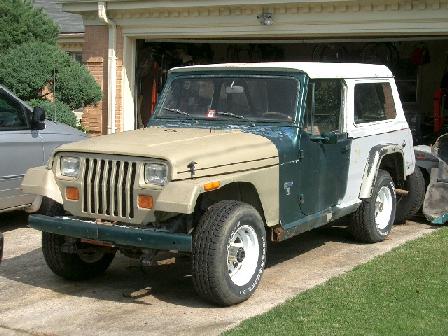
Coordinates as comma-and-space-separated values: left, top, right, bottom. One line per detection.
0, 88, 44, 210
297, 79, 351, 216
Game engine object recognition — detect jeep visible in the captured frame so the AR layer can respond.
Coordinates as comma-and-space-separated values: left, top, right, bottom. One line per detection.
22, 62, 415, 306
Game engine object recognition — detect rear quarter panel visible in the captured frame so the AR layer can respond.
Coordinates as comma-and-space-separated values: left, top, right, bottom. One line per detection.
339, 78, 415, 207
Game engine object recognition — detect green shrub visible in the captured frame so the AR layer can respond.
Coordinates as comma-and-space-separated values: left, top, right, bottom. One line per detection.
0, 42, 66, 101
0, 42, 102, 109
56, 61, 102, 110
29, 99, 78, 129
0, 0, 58, 53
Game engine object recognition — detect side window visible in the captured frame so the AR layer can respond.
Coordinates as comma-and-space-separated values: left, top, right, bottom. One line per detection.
0, 91, 28, 130
354, 82, 396, 124
304, 79, 342, 135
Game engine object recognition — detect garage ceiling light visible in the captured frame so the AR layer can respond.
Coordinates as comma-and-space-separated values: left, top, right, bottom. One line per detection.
257, 13, 273, 26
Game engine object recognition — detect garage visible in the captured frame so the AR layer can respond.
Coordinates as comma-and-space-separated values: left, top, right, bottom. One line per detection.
134, 38, 448, 144
60, 0, 448, 139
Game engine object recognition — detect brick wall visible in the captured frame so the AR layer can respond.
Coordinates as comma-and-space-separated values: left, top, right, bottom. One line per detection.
82, 25, 108, 135
82, 25, 125, 135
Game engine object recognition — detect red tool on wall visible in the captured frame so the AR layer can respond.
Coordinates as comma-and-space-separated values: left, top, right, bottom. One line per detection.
150, 62, 159, 115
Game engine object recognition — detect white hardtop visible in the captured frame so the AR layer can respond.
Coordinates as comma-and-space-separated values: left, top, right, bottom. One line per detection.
171, 62, 393, 79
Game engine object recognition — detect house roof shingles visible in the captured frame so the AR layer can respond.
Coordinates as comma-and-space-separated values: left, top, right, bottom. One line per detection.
32, 0, 84, 34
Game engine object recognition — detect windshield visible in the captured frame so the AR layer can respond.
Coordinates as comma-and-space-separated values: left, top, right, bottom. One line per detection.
157, 76, 298, 123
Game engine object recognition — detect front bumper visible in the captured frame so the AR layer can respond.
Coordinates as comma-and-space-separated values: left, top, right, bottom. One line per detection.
28, 214, 192, 252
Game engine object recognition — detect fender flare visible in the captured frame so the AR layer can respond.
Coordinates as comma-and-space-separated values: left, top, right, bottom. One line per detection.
155, 165, 279, 227
359, 144, 405, 199
21, 166, 63, 204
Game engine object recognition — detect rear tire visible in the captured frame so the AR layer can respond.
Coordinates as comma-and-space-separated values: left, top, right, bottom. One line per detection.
42, 232, 115, 281
394, 166, 425, 224
350, 170, 396, 243
192, 200, 266, 306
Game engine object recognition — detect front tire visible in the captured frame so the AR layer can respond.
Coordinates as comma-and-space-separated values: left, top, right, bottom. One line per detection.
39, 197, 115, 280
42, 232, 115, 280
350, 170, 396, 243
192, 200, 266, 306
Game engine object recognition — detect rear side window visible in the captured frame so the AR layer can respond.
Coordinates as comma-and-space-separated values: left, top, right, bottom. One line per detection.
354, 82, 396, 124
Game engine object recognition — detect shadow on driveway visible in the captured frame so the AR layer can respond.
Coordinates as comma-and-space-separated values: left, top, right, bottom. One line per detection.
0, 211, 29, 233
0, 223, 358, 309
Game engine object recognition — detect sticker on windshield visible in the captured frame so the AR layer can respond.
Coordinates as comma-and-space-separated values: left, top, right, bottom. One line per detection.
207, 109, 216, 118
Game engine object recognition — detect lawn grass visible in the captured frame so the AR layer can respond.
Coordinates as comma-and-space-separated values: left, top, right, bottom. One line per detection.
226, 227, 448, 336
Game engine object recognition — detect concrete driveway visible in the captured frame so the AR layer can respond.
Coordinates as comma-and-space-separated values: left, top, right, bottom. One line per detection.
0, 212, 437, 336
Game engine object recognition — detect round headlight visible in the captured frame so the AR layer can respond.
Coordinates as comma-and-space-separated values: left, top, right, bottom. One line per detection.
60, 156, 80, 178
144, 163, 168, 186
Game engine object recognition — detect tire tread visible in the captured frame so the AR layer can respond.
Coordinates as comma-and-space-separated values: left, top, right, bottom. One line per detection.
192, 200, 263, 306
395, 166, 425, 224
350, 169, 396, 243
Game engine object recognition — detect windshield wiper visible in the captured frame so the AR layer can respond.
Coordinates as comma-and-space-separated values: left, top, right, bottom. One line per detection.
163, 107, 191, 117
216, 112, 248, 120
162, 107, 197, 123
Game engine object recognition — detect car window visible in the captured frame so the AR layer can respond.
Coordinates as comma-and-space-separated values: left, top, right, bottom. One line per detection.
304, 79, 343, 135
354, 82, 396, 124
0, 91, 28, 130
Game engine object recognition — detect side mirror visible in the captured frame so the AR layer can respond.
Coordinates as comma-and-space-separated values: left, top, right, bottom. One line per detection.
31, 106, 46, 130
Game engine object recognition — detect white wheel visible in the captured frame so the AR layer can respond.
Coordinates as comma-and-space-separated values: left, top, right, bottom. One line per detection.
227, 224, 260, 287
375, 186, 393, 230
192, 200, 266, 306
350, 169, 396, 243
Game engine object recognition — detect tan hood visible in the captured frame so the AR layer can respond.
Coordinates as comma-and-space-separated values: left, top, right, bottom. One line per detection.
56, 127, 279, 180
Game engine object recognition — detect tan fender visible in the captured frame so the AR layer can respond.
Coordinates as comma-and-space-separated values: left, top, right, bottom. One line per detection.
155, 165, 279, 227
21, 166, 63, 204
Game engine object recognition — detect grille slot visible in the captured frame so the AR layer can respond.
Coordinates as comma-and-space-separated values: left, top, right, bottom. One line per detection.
82, 157, 137, 220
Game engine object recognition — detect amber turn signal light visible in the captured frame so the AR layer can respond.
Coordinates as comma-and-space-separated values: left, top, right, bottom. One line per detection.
138, 195, 153, 209
203, 181, 221, 192
65, 187, 79, 201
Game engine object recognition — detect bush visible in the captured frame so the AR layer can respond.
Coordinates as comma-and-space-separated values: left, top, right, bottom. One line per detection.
0, 42, 102, 109
0, 0, 58, 53
56, 61, 102, 110
29, 99, 78, 128
0, 42, 66, 101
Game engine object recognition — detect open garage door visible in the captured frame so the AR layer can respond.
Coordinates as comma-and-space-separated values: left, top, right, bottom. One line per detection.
135, 38, 448, 144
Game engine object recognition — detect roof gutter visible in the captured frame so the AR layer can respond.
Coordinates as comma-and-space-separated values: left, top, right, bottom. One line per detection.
98, 1, 116, 134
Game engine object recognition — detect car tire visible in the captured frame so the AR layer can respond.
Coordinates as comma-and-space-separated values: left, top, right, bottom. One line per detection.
192, 200, 266, 306
350, 169, 396, 243
39, 197, 115, 280
394, 166, 426, 224
42, 232, 115, 281
38, 197, 64, 216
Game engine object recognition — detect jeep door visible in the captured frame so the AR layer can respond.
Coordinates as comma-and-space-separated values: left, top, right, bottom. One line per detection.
0, 88, 44, 210
297, 79, 351, 216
